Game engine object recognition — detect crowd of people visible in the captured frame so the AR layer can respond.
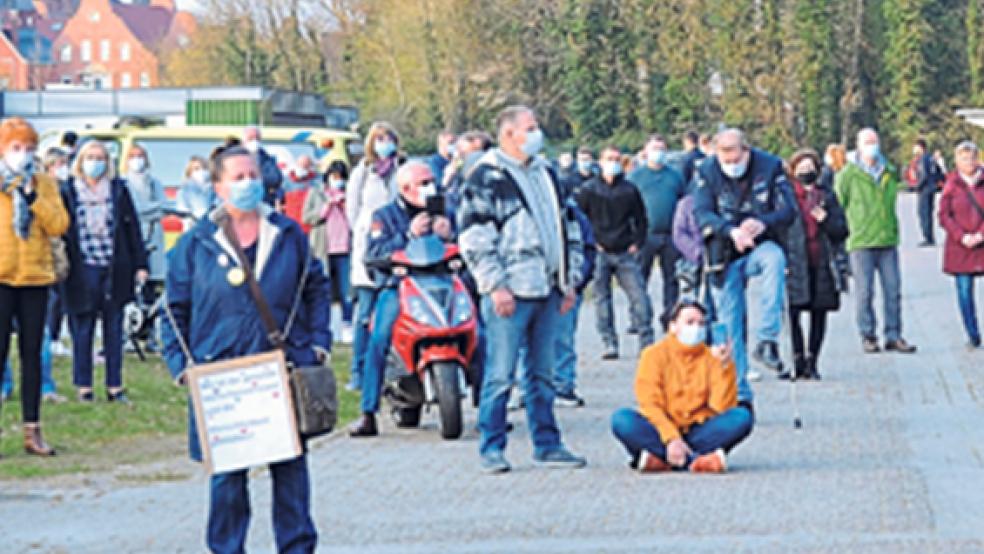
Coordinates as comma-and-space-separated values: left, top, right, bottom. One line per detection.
1, 105, 982, 552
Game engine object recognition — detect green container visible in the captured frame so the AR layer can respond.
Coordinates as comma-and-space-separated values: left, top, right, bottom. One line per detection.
186, 100, 272, 126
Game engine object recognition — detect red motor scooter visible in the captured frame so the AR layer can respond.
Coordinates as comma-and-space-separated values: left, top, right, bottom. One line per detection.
380, 234, 480, 439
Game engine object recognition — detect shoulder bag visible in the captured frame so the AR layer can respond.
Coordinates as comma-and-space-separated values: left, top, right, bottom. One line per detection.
219, 216, 338, 438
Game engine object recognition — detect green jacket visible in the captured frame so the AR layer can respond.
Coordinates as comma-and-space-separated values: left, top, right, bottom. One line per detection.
834, 160, 900, 251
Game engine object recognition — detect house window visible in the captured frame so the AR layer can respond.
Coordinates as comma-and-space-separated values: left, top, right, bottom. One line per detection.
120, 42, 131, 62
139, 72, 150, 87
100, 40, 110, 62
81, 40, 91, 62
60, 44, 71, 63
120, 72, 131, 88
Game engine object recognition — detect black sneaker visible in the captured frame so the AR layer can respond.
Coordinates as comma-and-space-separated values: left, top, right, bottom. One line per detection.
602, 345, 618, 360
753, 341, 782, 371
107, 390, 132, 405
555, 392, 585, 408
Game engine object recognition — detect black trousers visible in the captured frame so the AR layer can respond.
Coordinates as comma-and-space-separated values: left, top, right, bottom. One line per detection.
0, 285, 49, 422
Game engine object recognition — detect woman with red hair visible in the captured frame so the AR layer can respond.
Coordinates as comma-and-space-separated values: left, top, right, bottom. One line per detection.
0, 117, 69, 456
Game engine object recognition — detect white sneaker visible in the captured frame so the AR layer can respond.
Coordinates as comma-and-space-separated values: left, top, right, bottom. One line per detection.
340, 324, 354, 345
747, 369, 763, 382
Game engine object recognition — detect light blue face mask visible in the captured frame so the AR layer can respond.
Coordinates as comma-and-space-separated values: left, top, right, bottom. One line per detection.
374, 139, 396, 159
82, 159, 107, 179
676, 323, 707, 346
720, 159, 748, 179
577, 160, 594, 174
602, 160, 623, 177
860, 143, 881, 160
521, 129, 544, 157
648, 149, 667, 167
228, 178, 264, 211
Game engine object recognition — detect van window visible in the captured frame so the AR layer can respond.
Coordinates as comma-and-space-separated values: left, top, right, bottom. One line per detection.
133, 138, 317, 187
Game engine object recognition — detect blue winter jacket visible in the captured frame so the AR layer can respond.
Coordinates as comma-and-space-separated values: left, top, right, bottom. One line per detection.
161, 205, 331, 461
693, 148, 795, 246
363, 197, 457, 289
573, 205, 596, 294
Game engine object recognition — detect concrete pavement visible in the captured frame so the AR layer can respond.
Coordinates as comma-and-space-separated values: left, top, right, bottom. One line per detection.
1, 194, 983, 553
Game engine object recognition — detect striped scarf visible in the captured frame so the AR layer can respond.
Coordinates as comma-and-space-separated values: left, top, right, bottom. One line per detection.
0, 160, 32, 240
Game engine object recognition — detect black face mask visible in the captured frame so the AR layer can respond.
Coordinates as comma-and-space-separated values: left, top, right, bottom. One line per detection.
796, 170, 818, 185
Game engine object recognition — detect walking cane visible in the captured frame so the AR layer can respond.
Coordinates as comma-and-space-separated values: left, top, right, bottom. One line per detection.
780, 269, 803, 430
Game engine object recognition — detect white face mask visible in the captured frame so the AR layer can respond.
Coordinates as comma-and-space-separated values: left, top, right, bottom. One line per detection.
192, 168, 210, 185
128, 157, 147, 174
5, 150, 33, 174
329, 178, 345, 190
54, 165, 70, 181
244, 140, 260, 154
418, 181, 438, 205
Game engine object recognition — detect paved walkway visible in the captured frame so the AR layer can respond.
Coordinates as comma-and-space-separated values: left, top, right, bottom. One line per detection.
3, 195, 984, 553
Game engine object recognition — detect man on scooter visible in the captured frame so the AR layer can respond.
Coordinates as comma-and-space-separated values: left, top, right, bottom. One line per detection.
350, 161, 456, 437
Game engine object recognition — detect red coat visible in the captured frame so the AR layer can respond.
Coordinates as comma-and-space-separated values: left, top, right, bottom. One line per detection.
939, 168, 984, 275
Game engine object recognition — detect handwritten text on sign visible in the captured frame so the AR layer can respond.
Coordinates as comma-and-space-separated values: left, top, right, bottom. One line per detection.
191, 352, 300, 474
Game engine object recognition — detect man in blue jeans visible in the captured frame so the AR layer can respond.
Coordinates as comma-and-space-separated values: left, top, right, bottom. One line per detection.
458, 105, 586, 473
577, 145, 654, 359
694, 128, 795, 404
349, 161, 455, 437
611, 300, 753, 473
836, 128, 917, 354
512, 204, 596, 409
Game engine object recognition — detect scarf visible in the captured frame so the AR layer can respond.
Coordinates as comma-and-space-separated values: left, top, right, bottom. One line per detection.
0, 160, 33, 240
793, 180, 823, 266
75, 177, 113, 235
373, 156, 397, 180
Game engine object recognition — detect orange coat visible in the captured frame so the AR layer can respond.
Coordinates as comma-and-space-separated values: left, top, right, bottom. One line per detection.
634, 334, 738, 444
0, 174, 69, 287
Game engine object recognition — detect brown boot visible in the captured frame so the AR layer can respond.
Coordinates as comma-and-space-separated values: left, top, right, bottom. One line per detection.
23, 423, 56, 457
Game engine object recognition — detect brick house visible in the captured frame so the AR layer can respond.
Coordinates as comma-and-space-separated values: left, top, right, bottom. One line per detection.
48, 0, 196, 89
0, 0, 54, 89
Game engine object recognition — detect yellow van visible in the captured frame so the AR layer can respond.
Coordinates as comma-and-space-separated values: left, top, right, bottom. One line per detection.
43, 124, 362, 248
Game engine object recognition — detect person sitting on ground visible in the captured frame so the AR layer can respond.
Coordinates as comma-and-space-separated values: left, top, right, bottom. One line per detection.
611, 299, 754, 473
349, 160, 455, 437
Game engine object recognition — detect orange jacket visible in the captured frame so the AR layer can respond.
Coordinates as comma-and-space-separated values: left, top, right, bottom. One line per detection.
0, 174, 69, 287
634, 334, 738, 444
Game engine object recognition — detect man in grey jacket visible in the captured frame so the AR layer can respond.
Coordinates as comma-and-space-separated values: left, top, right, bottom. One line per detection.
457, 105, 586, 474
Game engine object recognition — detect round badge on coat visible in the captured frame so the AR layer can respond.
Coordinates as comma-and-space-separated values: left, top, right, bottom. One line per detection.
227, 267, 246, 287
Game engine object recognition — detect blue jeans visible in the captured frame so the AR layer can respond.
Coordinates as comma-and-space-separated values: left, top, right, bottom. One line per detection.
918, 187, 936, 244
350, 286, 378, 389
610, 407, 754, 467
3, 328, 56, 396
594, 251, 654, 348
516, 294, 582, 397
710, 240, 785, 403
850, 247, 902, 342
478, 290, 564, 457
69, 267, 125, 389
208, 454, 317, 554
326, 254, 353, 323
360, 287, 401, 413
955, 274, 980, 344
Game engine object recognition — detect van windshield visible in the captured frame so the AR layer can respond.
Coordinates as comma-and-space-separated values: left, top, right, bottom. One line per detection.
135, 138, 317, 188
